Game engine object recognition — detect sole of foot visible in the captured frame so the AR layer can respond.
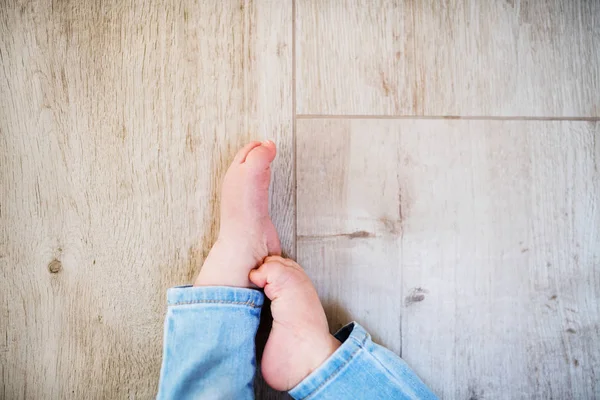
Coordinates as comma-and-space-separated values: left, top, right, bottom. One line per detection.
195, 141, 282, 288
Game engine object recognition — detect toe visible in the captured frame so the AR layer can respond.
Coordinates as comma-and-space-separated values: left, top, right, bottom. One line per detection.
264, 255, 286, 264
233, 141, 263, 164
249, 260, 286, 289
249, 259, 294, 299
264, 256, 302, 271
244, 140, 276, 170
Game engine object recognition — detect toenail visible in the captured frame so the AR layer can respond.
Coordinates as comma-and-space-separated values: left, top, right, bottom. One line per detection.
263, 140, 274, 146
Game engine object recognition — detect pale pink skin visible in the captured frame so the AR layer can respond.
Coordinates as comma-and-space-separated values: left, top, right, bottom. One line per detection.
195, 141, 340, 391
195, 140, 281, 288
250, 256, 341, 391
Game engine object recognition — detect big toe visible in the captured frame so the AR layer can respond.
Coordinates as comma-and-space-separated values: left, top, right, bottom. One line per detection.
244, 140, 276, 170
249, 258, 303, 300
233, 141, 263, 164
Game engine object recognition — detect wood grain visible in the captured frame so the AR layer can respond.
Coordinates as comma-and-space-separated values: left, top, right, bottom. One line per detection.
0, 1, 292, 398
296, 0, 600, 116
296, 120, 404, 354
296, 118, 600, 399
2, 0, 599, 399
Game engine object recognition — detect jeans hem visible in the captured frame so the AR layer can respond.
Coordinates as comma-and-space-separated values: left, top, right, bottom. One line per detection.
166, 285, 265, 308
288, 322, 369, 400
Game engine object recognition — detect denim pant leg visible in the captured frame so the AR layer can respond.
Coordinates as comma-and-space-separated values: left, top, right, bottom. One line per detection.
157, 286, 437, 399
156, 286, 263, 400
289, 323, 439, 400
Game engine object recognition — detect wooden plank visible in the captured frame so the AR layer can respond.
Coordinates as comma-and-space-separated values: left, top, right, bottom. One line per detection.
0, 1, 292, 399
296, 118, 600, 399
296, 0, 600, 116
297, 120, 404, 353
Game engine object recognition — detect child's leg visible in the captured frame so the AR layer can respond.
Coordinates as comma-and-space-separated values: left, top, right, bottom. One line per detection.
248, 256, 341, 391
195, 140, 281, 288
250, 256, 438, 399
158, 141, 280, 399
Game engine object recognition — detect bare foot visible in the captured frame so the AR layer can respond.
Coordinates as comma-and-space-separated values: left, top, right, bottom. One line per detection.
194, 141, 281, 288
249, 256, 341, 391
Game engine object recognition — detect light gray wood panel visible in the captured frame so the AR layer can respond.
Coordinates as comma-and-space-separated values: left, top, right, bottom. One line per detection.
296, 118, 600, 399
297, 122, 404, 353
296, 0, 600, 116
0, 1, 292, 398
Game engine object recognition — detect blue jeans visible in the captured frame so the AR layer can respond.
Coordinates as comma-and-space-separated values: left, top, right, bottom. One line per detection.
157, 286, 438, 399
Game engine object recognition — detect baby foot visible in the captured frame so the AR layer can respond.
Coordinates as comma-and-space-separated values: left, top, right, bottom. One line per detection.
249, 256, 341, 391
195, 141, 281, 288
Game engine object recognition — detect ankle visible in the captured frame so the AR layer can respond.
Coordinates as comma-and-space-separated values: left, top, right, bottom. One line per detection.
308, 333, 341, 373
194, 239, 261, 288
295, 333, 341, 388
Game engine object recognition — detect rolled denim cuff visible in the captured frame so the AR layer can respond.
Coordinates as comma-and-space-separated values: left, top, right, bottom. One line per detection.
288, 322, 368, 399
158, 285, 264, 400
167, 285, 264, 308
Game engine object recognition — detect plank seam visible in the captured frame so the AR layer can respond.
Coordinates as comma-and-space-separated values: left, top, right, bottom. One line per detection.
296, 115, 600, 121
292, 0, 298, 259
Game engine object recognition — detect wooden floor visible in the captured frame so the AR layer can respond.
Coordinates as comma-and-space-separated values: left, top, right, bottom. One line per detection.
1, 1, 599, 399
